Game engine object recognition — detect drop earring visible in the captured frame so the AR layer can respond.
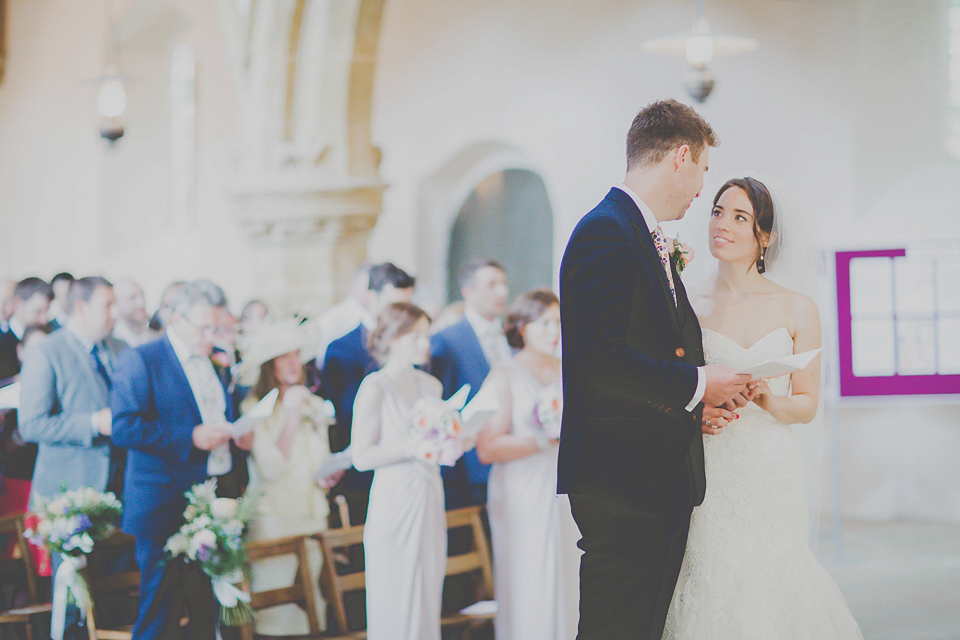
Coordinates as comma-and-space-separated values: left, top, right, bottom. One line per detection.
757, 247, 766, 274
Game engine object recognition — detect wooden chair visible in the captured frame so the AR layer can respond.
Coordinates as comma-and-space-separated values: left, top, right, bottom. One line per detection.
315, 506, 496, 640
314, 525, 367, 639
81, 531, 139, 640
0, 512, 52, 640
238, 534, 324, 640
440, 506, 495, 637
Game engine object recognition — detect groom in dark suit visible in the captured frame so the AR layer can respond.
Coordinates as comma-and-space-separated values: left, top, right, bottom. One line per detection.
558, 99, 750, 640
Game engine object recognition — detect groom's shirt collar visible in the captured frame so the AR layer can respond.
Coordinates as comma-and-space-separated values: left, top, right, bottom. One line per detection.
615, 184, 660, 234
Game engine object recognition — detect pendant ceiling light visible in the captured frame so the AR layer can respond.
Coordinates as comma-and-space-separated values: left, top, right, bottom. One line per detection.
98, 0, 127, 144
642, 0, 758, 102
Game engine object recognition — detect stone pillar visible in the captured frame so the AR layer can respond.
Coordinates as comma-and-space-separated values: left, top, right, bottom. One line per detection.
220, 0, 387, 314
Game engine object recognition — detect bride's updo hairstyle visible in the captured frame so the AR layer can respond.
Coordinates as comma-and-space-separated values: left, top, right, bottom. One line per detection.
368, 302, 430, 364
713, 177, 780, 274
504, 289, 559, 350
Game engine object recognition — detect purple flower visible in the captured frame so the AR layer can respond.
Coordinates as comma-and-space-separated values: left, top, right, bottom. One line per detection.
75, 514, 92, 533
197, 547, 212, 563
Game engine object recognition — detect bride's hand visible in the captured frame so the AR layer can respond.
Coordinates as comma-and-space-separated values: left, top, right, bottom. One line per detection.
702, 405, 738, 435
746, 379, 772, 408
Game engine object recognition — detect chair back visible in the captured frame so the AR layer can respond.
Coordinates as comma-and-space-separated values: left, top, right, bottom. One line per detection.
444, 506, 494, 600
238, 534, 322, 640
0, 512, 41, 604
81, 531, 139, 640
314, 524, 365, 635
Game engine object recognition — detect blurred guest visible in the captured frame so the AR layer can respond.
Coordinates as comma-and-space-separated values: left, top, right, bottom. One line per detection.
431, 301, 465, 334
148, 280, 186, 333
0, 279, 16, 333
352, 302, 451, 640
0, 278, 54, 379
477, 290, 566, 640
238, 318, 338, 636
111, 279, 252, 640
47, 272, 75, 331
20, 276, 125, 502
112, 279, 158, 347
314, 263, 370, 363
322, 262, 414, 524
430, 259, 509, 507
239, 299, 270, 341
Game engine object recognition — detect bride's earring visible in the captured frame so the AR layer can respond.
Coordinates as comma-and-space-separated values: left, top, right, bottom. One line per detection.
757, 247, 766, 274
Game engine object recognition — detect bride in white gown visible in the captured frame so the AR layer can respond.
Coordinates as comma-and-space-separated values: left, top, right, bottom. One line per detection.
662, 177, 863, 639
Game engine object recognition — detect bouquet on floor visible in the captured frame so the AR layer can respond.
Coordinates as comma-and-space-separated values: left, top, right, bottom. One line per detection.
533, 382, 563, 440
162, 479, 255, 627
407, 396, 465, 467
25, 487, 123, 640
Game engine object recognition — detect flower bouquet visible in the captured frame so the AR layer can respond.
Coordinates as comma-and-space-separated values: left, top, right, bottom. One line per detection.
163, 479, 254, 626
25, 487, 123, 640
533, 382, 563, 440
407, 396, 465, 467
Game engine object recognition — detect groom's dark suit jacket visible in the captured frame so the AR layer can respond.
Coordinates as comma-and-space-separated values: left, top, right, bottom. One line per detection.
558, 187, 706, 514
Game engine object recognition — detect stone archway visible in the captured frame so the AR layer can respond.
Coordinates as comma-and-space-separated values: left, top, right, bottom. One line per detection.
416, 142, 554, 305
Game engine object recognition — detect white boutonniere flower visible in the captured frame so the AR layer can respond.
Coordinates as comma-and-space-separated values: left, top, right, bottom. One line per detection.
670, 238, 695, 276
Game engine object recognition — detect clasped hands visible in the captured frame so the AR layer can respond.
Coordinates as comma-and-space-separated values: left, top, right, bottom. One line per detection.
193, 422, 254, 451
700, 364, 771, 435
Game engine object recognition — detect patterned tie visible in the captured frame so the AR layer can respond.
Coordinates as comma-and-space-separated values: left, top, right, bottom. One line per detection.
189, 355, 232, 476
650, 225, 677, 306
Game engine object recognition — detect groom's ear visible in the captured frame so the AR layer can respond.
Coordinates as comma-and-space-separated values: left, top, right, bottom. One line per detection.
672, 144, 690, 170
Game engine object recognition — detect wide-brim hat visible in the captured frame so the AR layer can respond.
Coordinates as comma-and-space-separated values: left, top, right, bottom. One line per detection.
235, 316, 321, 386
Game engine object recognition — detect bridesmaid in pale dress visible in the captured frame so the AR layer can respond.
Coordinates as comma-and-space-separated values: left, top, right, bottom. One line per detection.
477, 289, 569, 640
351, 302, 456, 640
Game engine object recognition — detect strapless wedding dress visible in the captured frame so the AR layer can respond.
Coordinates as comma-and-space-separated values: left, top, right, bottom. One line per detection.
662, 327, 863, 640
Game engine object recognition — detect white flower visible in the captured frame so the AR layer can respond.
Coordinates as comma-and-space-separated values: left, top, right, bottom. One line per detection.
63, 532, 94, 554
36, 518, 52, 538
47, 496, 69, 515
165, 533, 190, 556
189, 529, 217, 555
210, 498, 238, 520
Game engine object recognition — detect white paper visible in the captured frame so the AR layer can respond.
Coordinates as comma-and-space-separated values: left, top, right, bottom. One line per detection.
458, 600, 497, 616
736, 348, 821, 380
230, 388, 279, 438
849, 257, 893, 316
459, 383, 499, 438
445, 384, 471, 411
314, 449, 354, 481
0, 381, 19, 409
894, 257, 936, 318
852, 319, 896, 377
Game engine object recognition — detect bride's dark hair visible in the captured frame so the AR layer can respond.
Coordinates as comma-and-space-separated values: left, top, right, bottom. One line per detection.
713, 177, 779, 273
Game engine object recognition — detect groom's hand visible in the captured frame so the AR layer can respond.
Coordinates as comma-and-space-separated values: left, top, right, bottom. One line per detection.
702, 404, 738, 435
702, 364, 751, 406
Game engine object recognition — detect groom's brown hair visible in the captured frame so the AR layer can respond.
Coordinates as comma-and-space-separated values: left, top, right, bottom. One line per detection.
626, 99, 718, 169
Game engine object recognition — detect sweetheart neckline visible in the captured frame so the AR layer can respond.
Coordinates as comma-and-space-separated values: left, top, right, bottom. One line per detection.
701, 326, 791, 351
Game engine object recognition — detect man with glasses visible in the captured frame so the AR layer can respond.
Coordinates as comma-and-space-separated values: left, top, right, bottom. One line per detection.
112, 279, 252, 640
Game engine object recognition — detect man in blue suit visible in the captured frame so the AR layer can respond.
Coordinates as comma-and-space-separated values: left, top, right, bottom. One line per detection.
112, 280, 253, 640
558, 99, 749, 639
430, 259, 509, 507
322, 262, 414, 524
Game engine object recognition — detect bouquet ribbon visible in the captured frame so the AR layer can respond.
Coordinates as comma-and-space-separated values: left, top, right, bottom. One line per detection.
212, 575, 250, 608
51, 555, 89, 640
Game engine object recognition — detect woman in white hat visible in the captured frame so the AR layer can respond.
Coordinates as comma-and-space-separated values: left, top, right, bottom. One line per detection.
238, 317, 340, 635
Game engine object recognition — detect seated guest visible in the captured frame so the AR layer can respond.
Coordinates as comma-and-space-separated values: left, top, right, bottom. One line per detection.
477, 290, 568, 640
239, 299, 270, 342
112, 279, 159, 347
0, 277, 54, 379
111, 279, 253, 640
47, 272, 75, 331
322, 262, 414, 524
237, 318, 339, 636
430, 259, 510, 507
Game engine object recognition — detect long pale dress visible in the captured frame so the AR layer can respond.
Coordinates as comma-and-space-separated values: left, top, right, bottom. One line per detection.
353, 371, 447, 640
486, 360, 568, 640
247, 394, 332, 635
663, 328, 863, 639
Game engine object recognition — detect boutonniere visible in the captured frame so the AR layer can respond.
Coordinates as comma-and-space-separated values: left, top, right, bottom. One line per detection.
670, 238, 695, 276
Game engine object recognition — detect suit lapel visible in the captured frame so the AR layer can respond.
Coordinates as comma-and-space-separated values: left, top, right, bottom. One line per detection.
62, 331, 110, 402
160, 336, 204, 425
610, 190, 682, 335
459, 319, 491, 376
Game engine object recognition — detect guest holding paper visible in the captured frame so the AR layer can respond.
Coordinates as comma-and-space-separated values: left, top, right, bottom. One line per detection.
476, 290, 570, 640
352, 303, 457, 640
236, 317, 338, 636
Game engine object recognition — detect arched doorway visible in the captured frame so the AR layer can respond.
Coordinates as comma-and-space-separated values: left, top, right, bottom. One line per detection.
446, 169, 554, 301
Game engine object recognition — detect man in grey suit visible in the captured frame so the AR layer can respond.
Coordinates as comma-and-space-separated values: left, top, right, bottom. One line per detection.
19, 276, 127, 503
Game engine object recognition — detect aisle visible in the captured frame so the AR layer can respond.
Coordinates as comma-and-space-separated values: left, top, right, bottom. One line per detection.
821, 520, 960, 640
